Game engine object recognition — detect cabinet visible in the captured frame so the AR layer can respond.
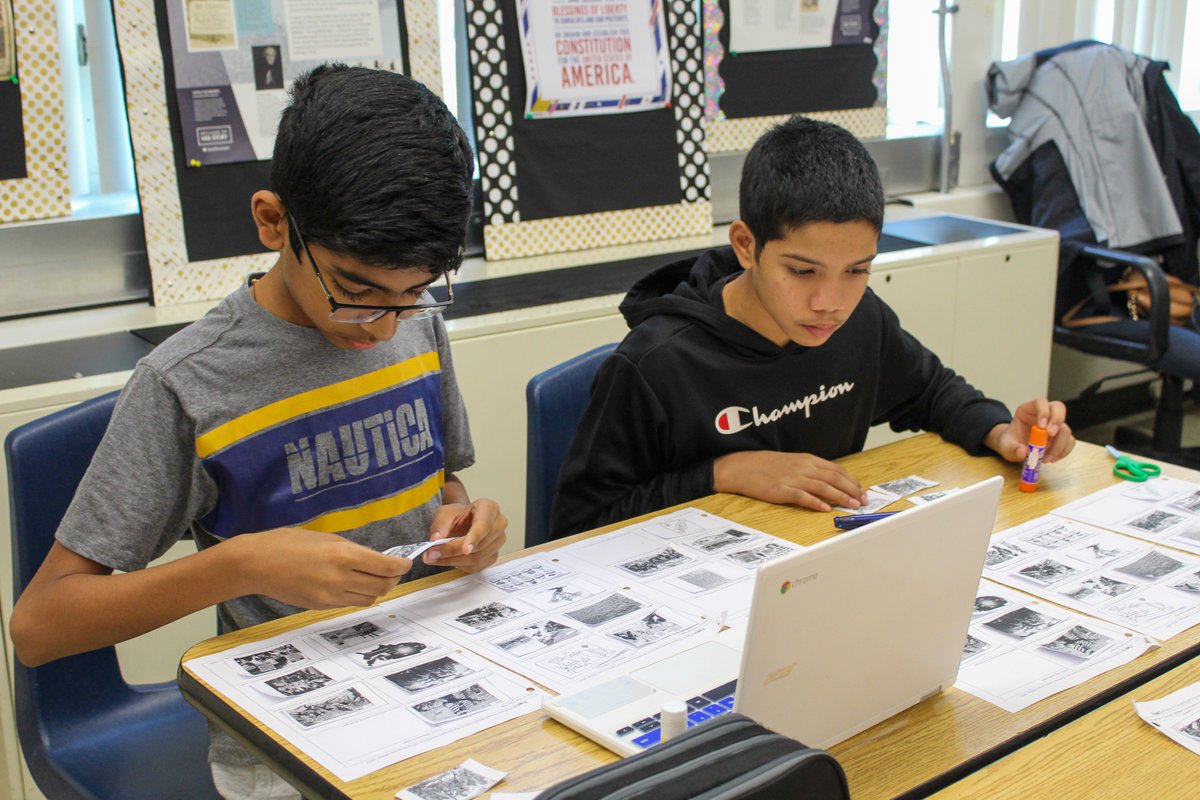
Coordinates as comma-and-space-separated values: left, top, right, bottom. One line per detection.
0, 212, 1057, 798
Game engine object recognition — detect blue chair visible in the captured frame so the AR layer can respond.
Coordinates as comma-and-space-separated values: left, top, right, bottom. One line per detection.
5, 391, 220, 800
525, 343, 618, 548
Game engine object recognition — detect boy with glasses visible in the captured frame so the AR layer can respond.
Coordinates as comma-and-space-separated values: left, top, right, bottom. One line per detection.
10, 65, 503, 798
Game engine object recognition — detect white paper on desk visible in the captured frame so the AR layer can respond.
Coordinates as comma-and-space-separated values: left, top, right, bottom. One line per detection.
954, 580, 1155, 712
871, 475, 939, 498
391, 572, 715, 692
908, 488, 960, 506
1053, 477, 1200, 555
982, 515, 1200, 640
551, 507, 801, 623
396, 758, 505, 800
834, 488, 900, 514
388, 509, 793, 690
184, 613, 543, 782
1134, 680, 1200, 755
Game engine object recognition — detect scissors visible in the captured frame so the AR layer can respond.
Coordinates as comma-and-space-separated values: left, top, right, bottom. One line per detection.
1105, 445, 1162, 482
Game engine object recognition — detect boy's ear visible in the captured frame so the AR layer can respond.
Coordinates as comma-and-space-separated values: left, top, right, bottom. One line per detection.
251, 191, 288, 252
728, 220, 758, 270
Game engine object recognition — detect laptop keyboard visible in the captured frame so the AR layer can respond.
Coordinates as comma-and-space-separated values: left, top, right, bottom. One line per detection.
613, 679, 738, 749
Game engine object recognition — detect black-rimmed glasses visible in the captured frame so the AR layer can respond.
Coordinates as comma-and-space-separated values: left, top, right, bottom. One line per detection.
289, 215, 454, 324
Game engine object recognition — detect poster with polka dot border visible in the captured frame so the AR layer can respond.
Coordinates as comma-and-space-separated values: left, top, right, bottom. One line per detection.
111, 0, 443, 307
467, 0, 712, 261
0, 0, 71, 224
701, 0, 888, 154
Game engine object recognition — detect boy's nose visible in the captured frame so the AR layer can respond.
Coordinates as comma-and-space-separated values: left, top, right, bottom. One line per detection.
360, 313, 400, 342
810, 282, 844, 312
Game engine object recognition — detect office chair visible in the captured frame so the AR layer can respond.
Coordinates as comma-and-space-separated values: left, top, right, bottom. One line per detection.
4, 391, 221, 800
525, 343, 618, 548
988, 41, 1200, 469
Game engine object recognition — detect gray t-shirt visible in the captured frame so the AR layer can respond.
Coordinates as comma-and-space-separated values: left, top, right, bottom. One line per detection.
56, 284, 474, 764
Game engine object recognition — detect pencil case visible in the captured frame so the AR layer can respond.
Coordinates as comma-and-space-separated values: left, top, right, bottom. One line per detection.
534, 713, 849, 800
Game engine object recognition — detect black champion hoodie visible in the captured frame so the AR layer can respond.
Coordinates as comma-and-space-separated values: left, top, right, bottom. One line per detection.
549, 246, 1012, 538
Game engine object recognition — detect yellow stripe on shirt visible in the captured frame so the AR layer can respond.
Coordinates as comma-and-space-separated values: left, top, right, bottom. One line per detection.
195, 351, 441, 458
301, 470, 445, 533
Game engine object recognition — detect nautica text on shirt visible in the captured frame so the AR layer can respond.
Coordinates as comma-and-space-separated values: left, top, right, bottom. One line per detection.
284, 399, 434, 494
714, 382, 855, 435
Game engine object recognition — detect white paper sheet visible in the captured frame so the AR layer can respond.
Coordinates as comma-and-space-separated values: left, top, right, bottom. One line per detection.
186, 509, 798, 777
955, 580, 1155, 712
396, 759, 506, 800
1053, 477, 1200, 556
381, 509, 799, 691
982, 515, 1200, 640
185, 614, 543, 782
1134, 680, 1200, 755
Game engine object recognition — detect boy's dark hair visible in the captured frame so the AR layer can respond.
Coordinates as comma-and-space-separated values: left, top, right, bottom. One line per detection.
271, 64, 474, 274
739, 116, 884, 256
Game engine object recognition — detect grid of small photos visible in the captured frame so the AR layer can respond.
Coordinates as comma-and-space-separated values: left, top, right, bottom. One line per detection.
956, 579, 1152, 713
185, 507, 800, 779
1053, 476, 1200, 556
984, 483, 1200, 641
187, 613, 542, 782
394, 507, 802, 692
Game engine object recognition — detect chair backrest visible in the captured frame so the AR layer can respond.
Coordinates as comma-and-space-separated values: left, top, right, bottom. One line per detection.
5, 391, 218, 799
525, 343, 618, 548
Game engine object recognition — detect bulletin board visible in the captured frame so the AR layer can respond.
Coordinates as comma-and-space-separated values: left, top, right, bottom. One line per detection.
703, 0, 887, 154
0, 0, 71, 224
466, 0, 713, 261
112, 0, 443, 307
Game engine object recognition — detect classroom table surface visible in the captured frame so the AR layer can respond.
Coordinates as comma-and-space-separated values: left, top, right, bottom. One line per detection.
179, 434, 1200, 800
930, 653, 1200, 799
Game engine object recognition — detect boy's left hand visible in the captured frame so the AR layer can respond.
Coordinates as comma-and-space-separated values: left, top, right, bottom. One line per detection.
423, 499, 507, 574
986, 398, 1076, 465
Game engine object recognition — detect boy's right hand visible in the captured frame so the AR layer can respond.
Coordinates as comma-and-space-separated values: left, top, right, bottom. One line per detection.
230, 528, 412, 609
713, 451, 867, 512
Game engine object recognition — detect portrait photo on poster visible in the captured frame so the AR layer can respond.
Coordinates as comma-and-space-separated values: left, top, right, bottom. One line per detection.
251, 43, 283, 90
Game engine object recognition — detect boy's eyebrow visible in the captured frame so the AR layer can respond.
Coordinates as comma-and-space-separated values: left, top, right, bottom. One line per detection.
330, 265, 437, 293
779, 252, 877, 266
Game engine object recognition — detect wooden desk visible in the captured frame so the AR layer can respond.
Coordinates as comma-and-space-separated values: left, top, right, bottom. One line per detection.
180, 435, 1200, 800
931, 655, 1200, 799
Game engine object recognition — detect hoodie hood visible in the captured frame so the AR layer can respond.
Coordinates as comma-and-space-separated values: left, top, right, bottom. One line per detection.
986, 53, 1037, 118
619, 246, 790, 357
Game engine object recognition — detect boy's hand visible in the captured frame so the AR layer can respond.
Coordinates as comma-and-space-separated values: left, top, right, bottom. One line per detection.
232, 529, 412, 609
423, 499, 507, 574
713, 450, 868, 512
986, 398, 1076, 464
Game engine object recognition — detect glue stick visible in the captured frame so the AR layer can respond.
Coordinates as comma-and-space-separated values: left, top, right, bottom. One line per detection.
660, 700, 687, 742
1019, 425, 1049, 493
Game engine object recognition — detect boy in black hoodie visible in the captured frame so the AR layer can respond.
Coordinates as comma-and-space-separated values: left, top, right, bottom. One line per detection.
550, 116, 1075, 538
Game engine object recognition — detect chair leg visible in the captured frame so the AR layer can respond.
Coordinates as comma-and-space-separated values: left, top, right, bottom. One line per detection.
1153, 375, 1186, 455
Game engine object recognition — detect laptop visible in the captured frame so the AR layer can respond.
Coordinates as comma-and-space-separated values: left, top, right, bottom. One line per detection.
543, 475, 1003, 755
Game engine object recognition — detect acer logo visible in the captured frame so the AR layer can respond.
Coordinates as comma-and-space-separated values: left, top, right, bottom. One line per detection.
763, 663, 796, 687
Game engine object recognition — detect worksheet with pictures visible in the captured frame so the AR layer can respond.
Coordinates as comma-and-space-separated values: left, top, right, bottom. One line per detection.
390, 554, 715, 692
954, 579, 1155, 712
553, 507, 803, 623
184, 610, 543, 782
1134, 679, 1200, 756
983, 515, 1200, 640
1053, 477, 1200, 556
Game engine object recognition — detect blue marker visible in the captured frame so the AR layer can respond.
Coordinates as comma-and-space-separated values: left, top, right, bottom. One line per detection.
833, 512, 898, 530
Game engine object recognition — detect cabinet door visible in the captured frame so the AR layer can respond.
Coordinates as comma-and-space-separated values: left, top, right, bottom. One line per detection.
449, 313, 630, 550
866, 258, 958, 449
953, 244, 1056, 408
